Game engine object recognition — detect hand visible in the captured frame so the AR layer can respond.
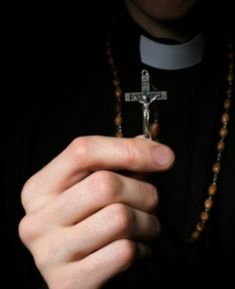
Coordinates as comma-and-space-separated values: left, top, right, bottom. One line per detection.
19, 136, 174, 289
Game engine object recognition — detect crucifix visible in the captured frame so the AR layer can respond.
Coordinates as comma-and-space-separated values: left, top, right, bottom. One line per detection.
125, 69, 167, 139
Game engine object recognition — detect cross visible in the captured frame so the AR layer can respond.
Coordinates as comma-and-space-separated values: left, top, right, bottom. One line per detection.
125, 69, 167, 139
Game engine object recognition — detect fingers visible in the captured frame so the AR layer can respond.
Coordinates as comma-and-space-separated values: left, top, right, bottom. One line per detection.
56, 203, 159, 262
22, 136, 174, 211
44, 240, 150, 289
71, 240, 151, 289
49, 170, 158, 226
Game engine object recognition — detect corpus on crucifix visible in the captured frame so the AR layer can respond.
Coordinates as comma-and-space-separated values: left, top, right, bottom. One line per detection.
125, 69, 167, 139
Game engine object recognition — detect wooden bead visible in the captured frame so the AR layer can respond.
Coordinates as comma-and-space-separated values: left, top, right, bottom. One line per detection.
113, 78, 120, 87
106, 47, 112, 56
115, 115, 123, 126
227, 86, 234, 97
227, 72, 234, 83
196, 222, 205, 232
200, 211, 209, 222
224, 98, 231, 109
114, 87, 122, 98
108, 56, 114, 64
228, 61, 234, 70
219, 127, 228, 138
150, 122, 160, 139
115, 131, 123, 138
191, 230, 200, 240
221, 112, 230, 124
204, 198, 213, 210
217, 141, 225, 152
212, 162, 221, 174
115, 100, 122, 113
208, 184, 217, 196
228, 50, 235, 60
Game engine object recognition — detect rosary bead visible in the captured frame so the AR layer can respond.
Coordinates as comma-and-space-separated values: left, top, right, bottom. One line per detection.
114, 87, 122, 98
219, 127, 228, 138
196, 222, 205, 232
200, 211, 209, 222
108, 56, 114, 65
115, 100, 122, 113
113, 78, 120, 87
204, 198, 213, 210
191, 230, 200, 240
106, 47, 112, 56
221, 112, 230, 124
224, 98, 231, 109
217, 141, 225, 152
115, 114, 123, 126
208, 184, 217, 196
212, 162, 221, 174
150, 122, 160, 139
227, 72, 234, 83
115, 131, 123, 138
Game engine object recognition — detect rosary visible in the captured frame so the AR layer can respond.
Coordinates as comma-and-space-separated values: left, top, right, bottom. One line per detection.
106, 34, 234, 241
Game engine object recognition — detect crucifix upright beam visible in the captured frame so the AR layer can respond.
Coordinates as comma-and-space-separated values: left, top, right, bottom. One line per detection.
125, 69, 167, 139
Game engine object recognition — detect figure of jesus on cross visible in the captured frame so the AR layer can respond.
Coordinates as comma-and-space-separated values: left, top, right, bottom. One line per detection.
125, 69, 167, 139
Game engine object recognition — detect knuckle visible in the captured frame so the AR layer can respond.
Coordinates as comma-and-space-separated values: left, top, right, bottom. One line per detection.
21, 176, 38, 210
33, 234, 62, 271
18, 215, 39, 246
68, 137, 92, 161
113, 240, 136, 270
109, 203, 134, 236
91, 171, 121, 203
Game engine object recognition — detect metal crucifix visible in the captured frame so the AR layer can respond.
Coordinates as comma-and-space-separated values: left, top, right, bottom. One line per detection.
125, 69, 167, 139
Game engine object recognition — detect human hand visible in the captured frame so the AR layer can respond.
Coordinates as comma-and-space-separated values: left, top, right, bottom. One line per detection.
19, 136, 174, 289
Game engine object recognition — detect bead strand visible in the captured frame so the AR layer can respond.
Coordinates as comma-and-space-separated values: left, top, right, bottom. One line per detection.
191, 40, 234, 241
106, 33, 124, 138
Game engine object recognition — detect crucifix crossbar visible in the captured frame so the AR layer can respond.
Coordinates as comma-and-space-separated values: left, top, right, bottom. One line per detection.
125, 69, 167, 139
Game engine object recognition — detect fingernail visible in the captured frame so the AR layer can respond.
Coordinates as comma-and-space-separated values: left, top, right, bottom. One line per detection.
153, 146, 173, 167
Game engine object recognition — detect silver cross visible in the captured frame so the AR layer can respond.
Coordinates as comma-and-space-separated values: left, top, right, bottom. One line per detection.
125, 69, 167, 139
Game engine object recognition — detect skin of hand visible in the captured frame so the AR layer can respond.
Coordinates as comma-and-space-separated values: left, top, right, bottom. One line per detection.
19, 136, 174, 289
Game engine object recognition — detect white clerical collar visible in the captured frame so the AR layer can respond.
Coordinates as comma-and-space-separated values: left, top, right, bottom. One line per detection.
140, 33, 204, 70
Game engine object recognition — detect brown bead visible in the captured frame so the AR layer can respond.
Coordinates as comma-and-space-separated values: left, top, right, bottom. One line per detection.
219, 127, 228, 138
227, 72, 234, 83
112, 70, 118, 78
224, 98, 231, 109
200, 211, 209, 222
114, 87, 122, 98
115, 115, 123, 126
106, 47, 112, 56
108, 56, 114, 64
150, 122, 160, 139
204, 198, 213, 210
221, 112, 230, 124
208, 183, 217, 196
228, 62, 234, 70
217, 141, 225, 152
196, 222, 205, 232
115, 100, 122, 113
113, 78, 120, 87
191, 230, 200, 240
228, 50, 235, 60
227, 87, 234, 97
212, 162, 221, 174
115, 131, 123, 138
